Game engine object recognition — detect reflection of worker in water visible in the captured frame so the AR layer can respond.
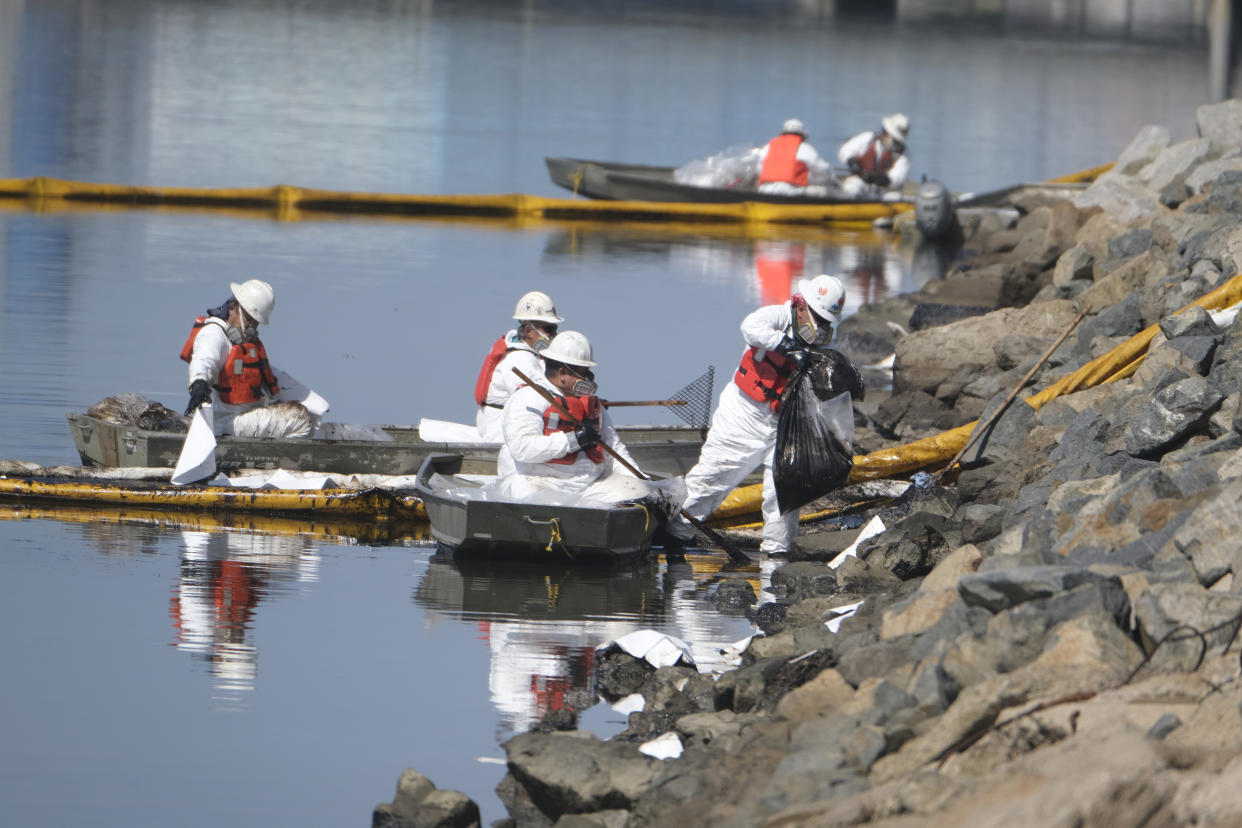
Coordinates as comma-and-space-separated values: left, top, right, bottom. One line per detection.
170, 531, 317, 700
753, 240, 806, 306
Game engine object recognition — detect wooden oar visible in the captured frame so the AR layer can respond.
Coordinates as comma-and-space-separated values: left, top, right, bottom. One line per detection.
602, 399, 686, 407
512, 367, 750, 565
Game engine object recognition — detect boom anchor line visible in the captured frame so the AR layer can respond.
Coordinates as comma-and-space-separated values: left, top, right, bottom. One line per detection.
511, 367, 750, 565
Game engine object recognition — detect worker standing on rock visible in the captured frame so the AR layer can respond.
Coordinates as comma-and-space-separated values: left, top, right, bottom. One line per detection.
181, 279, 326, 438
475, 291, 564, 442
497, 331, 678, 512
756, 118, 836, 197
838, 113, 911, 199
669, 274, 855, 555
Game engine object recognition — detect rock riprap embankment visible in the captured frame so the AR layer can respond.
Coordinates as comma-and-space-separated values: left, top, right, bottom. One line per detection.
375, 99, 1242, 828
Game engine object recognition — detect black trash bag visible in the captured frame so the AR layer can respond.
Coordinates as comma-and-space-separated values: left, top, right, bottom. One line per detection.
773, 350, 857, 514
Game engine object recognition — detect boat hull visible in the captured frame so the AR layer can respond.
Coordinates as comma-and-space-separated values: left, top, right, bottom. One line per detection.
415, 454, 659, 565
546, 156, 906, 209
67, 413, 708, 480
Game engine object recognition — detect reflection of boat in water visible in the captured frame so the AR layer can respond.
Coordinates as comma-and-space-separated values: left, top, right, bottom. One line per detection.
414, 555, 670, 621
414, 552, 752, 738
415, 455, 663, 565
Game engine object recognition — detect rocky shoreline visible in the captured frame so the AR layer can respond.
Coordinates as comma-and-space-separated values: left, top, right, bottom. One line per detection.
375, 99, 1242, 828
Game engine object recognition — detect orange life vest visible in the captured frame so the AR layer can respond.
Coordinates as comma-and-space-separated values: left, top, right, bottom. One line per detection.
734, 346, 795, 413
856, 137, 895, 180
474, 335, 512, 406
543, 394, 604, 465
758, 134, 809, 187
179, 316, 279, 405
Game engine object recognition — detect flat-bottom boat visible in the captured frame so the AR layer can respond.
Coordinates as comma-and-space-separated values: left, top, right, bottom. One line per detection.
67, 413, 710, 480
414, 454, 662, 565
546, 156, 911, 208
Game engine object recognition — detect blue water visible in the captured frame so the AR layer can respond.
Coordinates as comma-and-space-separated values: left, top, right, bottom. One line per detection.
0, 1, 1215, 825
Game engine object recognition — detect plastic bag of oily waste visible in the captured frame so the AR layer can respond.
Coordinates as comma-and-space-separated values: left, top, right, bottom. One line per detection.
673, 144, 760, 189
232, 400, 313, 439
773, 349, 861, 514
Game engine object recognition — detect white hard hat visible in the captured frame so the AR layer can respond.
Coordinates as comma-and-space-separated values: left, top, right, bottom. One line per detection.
230, 279, 275, 325
541, 330, 596, 367
882, 113, 909, 144
796, 274, 847, 327
781, 118, 807, 137
512, 291, 564, 324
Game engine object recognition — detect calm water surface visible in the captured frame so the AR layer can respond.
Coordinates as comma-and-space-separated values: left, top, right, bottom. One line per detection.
0, 1, 1216, 825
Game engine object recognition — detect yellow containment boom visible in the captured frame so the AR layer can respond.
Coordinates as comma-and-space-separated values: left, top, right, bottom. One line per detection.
0, 476, 426, 521
711, 271, 1242, 524
0, 176, 909, 227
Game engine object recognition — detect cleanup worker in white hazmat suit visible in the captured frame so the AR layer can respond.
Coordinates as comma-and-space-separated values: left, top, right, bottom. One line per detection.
669, 274, 848, 554
838, 113, 911, 199
181, 279, 326, 438
474, 291, 564, 442
496, 331, 662, 506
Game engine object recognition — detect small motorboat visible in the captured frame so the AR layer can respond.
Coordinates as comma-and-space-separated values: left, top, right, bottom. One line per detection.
414, 454, 663, 565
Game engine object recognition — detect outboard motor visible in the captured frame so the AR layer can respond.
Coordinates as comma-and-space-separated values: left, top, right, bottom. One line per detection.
914, 179, 957, 241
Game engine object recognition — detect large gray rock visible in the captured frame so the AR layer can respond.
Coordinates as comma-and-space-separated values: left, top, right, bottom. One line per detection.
959, 390, 1038, 468
1124, 377, 1227, 457
1072, 175, 1167, 224
502, 732, 661, 822
1138, 137, 1214, 204
1113, 124, 1171, 175
1196, 98, 1242, 154
894, 301, 1080, 395
957, 566, 1122, 613
373, 769, 481, 828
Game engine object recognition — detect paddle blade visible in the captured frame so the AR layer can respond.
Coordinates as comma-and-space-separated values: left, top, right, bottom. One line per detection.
669, 366, 715, 429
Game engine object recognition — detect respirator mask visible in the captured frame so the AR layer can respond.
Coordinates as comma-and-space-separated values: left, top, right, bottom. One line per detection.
796, 315, 832, 347
568, 367, 597, 398
525, 322, 555, 353
226, 325, 260, 345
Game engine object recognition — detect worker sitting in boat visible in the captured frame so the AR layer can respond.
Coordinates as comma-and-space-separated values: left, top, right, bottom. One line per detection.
668, 274, 860, 556
475, 291, 564, 442
181, 279, 327, 438
497, 331, 670, 508
838, 113, 911, 199
755, 118, 836, 197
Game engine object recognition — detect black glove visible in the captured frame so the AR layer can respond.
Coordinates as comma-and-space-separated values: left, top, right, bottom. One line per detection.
573, 422, 601, 451
786, 348, 809, 373
848, 159, 863, 176
185, 379, 212, 416
775, 335, 799, 354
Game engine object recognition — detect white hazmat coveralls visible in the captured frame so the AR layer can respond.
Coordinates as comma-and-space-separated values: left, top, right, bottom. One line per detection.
497, 377, 653, 504
476, 331, 544, 442
837, 130, 910, 199
186, 318, 319, 437
674, 302, 802, 554
755, 139, 836, 197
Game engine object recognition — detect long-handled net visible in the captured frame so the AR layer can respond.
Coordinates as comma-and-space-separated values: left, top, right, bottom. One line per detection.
668, 366, 715, 430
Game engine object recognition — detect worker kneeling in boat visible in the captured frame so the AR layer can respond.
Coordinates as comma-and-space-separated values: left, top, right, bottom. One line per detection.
838, 113, 911, 199
756, 118, 835, 198
474, 290, 564, 442
181, 279, 327, 438
497, 331, 673, 509
669, 274, 856, 555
